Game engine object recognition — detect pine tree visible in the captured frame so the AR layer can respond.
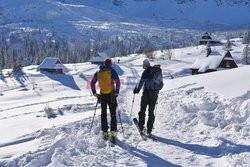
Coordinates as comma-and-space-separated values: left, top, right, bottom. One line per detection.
242, 44, 250, 65
12, 49, 22, 74
0, 48, 4, 71
224, 38, 232, 51
242, 27, 250, 44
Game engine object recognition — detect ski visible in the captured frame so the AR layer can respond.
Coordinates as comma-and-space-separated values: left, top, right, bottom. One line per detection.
103, 134, 109, 141
145, 134, 157, 141
133, 118, 147, 141
109, 136, 116, 147
102, 132, 116, 147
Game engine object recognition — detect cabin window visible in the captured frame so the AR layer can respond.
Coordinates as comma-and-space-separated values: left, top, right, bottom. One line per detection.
226, 61, 231, 67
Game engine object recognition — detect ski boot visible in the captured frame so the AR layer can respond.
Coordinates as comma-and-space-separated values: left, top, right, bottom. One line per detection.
103, 131, 109, 140
110, 131, 116, 146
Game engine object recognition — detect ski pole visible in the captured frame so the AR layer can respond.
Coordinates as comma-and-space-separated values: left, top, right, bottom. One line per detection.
166, 70, 174, 79
130, 94, 136, 116
117, 104, 125, 138
154, 93, 160, 117
90, 98, 100, 133
154, 98, 159, 117
130, 85, 137, 116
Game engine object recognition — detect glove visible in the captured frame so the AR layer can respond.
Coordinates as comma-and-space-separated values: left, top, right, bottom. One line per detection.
93, 93, 100, 98
133, 88, 140, 94
113, 93, 119, 98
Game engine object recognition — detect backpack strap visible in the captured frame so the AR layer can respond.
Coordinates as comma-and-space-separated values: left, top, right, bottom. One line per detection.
154, 64, 161, 68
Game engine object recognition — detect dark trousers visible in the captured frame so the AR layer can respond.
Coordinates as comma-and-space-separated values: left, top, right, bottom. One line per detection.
138, 91, 158, 133
100, 93, 117, 132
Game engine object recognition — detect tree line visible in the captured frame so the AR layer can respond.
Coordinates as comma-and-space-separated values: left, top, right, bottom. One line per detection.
0, 29, 199, 72
0, 27, 248, 74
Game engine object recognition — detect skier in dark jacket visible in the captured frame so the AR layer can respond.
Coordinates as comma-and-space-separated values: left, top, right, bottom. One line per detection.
90, 59, 120, 140
133, 59, 163, 135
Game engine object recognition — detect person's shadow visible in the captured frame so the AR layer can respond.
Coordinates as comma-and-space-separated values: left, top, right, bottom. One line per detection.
42, 72, 81, 90
155, 136, 250, 158
116, 139, 181, 167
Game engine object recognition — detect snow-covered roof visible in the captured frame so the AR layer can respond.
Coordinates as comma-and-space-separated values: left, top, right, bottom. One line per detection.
89, 52, 109, 63
199, 38, 213, 42
223, 57, 234, 61
192, 51, 224, 73
37, 57, 69, 73
200, 32, 212, 39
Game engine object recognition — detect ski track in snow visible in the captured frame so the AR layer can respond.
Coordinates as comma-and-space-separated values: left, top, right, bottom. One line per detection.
2, 77, 250, 167
0, 96, 85, 113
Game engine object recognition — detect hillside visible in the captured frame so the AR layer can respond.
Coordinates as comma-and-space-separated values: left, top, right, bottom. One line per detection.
0, 38, 249, 167
0, 0, 249, 38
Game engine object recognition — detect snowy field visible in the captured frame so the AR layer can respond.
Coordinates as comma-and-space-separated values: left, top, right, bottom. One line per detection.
0, 39, 250, 167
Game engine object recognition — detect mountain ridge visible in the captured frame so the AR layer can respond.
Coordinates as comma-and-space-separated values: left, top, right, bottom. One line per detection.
1, 0, 249, 26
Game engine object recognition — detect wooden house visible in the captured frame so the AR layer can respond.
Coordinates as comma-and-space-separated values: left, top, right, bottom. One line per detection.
37, 57, 69, 74
199, 32, 221, 45
90, 52, 109, 64
191, 50, 237, 75
218, 51, 238, 69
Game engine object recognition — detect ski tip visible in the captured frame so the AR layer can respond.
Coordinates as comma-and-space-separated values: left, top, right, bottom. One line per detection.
110, 141, 116, 147
109, 143, 115, 147
109, 137, 116, 147
133, 118, 138, 122
146, 135, 157, 141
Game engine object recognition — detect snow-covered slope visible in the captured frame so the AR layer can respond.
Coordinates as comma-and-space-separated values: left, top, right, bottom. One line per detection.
0, 39, 249, 167
1, 0, 249, 38
84, 0, 250, 25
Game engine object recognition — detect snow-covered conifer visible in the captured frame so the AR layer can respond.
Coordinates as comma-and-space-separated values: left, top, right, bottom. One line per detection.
242, 44, 250, 65
224, 38, 232, 51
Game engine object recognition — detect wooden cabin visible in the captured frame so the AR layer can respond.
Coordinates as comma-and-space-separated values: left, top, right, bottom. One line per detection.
218, 51, 238, 68
199, 32, 221, 45
90, 52, 109, 65
37, 57, 69, 74
191, 50, 237, 75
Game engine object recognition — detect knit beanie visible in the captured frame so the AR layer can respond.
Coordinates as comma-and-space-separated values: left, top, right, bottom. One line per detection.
104, 59, 112, 66
143, 59, 150, 69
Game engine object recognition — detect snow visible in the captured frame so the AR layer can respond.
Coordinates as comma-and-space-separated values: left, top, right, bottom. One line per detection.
192, 50, 223, 71
166, 65, 250, 98
1, 0, 250, 39
224, 57, 234, 60
199, 51, 223, 72
199, 38, 214, 42
191, 48, 239, 73
0, 39, 250, 167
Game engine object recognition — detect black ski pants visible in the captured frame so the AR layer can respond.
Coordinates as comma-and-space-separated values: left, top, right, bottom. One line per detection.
138, 91, 158, 133
100, 93, 117, 132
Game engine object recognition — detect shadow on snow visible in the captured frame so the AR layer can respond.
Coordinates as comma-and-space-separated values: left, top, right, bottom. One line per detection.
116, 139, 181, 167
112, 64, 124, 76
0, 73, 7, 83
42, 72, 81, 90
12, 72, 29, 88
155, 136, 250, 158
